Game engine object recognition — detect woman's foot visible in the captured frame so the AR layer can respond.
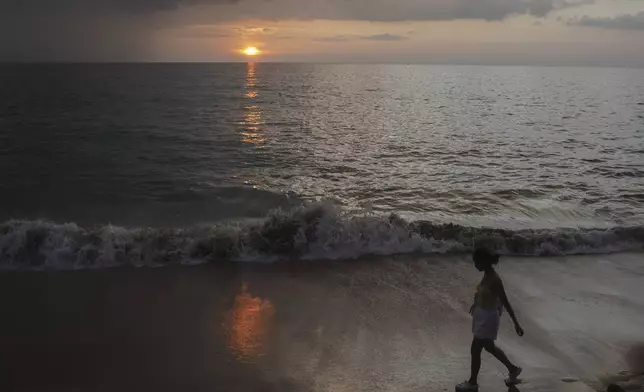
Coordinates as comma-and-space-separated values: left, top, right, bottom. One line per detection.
506, 366, 522, 384
456, 380, 479, 391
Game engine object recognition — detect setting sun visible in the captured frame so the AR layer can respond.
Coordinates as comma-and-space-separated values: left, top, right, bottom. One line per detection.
242, 47, 260, 56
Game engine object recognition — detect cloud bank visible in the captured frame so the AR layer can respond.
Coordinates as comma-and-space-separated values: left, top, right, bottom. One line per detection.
1, 0, 586, 21
3, 0, 642, 63
360, 34, 407, 41
571, 11, 644, 30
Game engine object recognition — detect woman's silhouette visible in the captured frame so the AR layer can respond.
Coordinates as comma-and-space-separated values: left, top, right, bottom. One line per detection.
456, 248, 524, 391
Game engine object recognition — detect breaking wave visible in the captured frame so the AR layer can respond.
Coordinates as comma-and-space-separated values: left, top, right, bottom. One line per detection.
1, 203, 643, 270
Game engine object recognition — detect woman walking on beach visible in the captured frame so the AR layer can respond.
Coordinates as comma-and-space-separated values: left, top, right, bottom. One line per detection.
456, 247, 524, 391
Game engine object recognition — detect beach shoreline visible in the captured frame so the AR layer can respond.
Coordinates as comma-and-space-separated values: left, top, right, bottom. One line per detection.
2, 253, 643, 391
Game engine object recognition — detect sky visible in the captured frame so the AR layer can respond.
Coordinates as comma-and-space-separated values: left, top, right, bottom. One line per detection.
1, 0, 644, 65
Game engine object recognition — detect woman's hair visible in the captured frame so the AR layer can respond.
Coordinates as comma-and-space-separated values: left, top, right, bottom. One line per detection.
473, 247, 500, 266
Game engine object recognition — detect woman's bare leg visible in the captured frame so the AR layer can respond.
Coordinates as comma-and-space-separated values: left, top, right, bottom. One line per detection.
481, 340, 518, 372
469, 339, 484, 385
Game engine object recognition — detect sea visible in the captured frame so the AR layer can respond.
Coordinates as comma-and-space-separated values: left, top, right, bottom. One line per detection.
1, 63, 644, 270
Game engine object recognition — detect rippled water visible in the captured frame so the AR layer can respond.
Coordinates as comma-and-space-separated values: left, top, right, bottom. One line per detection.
1, 63, 644, 231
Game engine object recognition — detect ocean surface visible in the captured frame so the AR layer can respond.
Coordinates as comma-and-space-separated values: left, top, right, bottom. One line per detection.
1, 63, 644, 269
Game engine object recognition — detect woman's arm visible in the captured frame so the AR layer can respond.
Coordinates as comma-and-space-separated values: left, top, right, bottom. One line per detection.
469, 292, 478, 314
494, 276, 524, 336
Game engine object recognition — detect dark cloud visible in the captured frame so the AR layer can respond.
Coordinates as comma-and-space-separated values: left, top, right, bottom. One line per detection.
0, 0, 239, 14
570, 11, 644, 30
314, 33, 408, 42
175, 29, 232, 38
1, 0, 588, 20
235, 27, 275, 35
305, 0, 586, 22
0, 14, 152, 61
360, 33, 407, 41
0, 0, 241, 60
313, 35, 351, 42
0, 0, 596, 61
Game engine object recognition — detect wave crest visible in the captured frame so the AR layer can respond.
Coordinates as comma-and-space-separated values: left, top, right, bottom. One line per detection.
1, 203, 643, 270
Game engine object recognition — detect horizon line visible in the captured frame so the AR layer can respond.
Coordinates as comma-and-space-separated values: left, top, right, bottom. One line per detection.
2, 60, 644, 69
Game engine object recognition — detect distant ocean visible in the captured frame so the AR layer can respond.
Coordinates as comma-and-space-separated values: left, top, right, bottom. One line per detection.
1, 63, 644, 269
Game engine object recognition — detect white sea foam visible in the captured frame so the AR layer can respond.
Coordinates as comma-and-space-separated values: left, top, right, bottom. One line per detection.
1, 203, 643, 270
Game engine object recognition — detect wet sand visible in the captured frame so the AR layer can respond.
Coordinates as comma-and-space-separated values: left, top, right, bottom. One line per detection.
2, 253, 644, 392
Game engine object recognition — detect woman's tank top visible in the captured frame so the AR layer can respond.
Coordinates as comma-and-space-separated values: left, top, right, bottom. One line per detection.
474, 272, 502, 310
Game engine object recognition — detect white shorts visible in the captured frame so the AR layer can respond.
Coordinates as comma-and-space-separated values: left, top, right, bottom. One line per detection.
472, 306, 501, 341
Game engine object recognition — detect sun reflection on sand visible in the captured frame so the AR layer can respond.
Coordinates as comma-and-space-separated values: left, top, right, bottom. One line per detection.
225, 283, 275, 363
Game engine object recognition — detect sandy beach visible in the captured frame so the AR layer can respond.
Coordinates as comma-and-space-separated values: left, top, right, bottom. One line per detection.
2, 253, 643, 392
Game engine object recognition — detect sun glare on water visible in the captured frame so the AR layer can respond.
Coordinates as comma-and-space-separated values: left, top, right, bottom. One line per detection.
243, 47, 260, 56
